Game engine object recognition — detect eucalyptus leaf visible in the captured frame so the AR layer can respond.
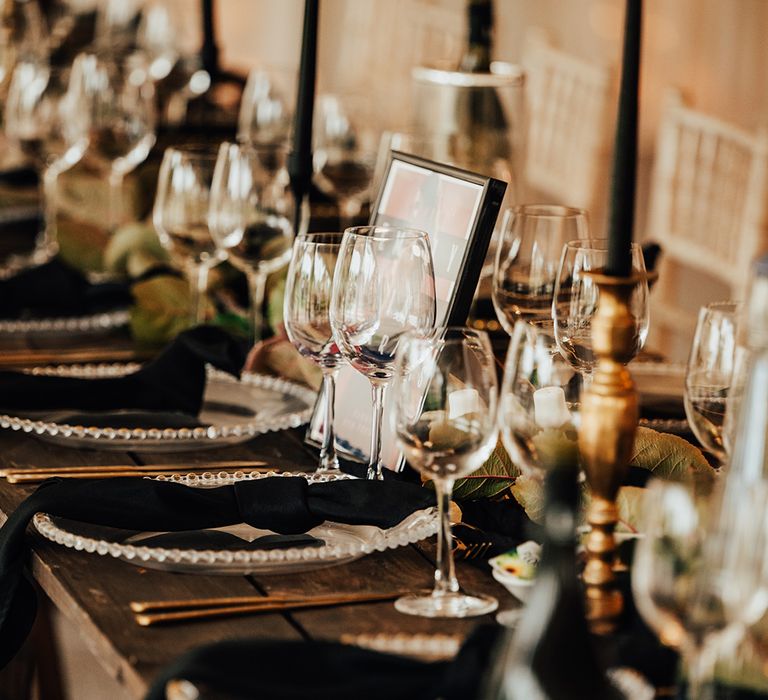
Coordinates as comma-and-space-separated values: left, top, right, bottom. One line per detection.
630, 427, 712, 481
130, 275, 195, 346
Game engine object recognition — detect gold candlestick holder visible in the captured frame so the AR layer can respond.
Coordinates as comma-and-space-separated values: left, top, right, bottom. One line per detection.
578, 271, 642, 635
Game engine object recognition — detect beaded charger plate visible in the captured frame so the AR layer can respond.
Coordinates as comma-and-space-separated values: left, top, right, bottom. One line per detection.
32, 472, 440, 575
0, 364, 316, 452
0, 308, 130, 335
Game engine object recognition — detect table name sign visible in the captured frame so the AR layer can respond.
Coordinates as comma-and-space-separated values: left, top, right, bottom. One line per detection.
307, 150, 506, 470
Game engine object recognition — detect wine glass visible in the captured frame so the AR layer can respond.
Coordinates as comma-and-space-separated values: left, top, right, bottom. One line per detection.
137, 2, 179, 82
4, 60, 89, 262
391, 327, 499, 618
283, 233, 344, 473
208, 141, 295, 341
237, 67, 293, 146
684, 302, 741, 463
75, 51, 156, 232
499, 319, 582, 478
314, 95, 378, 231
492, 205, 589, 332
553, 239, 649, 375
153, 145, 222, 325
632, 480, 768, 699
330, 226, 436, 480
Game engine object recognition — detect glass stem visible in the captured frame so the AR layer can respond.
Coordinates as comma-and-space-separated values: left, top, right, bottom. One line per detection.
367, 381, 387, 480
433, 477, 459, 597
686, 643, 717, 700
339, 197, 361, 233
246, 269, 268, 343
189, 261, 210, 325
36, 165, 59, 258
317, 367, 340, 473
108, 169, 124, 233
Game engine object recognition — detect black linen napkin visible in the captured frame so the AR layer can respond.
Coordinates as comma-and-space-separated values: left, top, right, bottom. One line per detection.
0, 257, 132, 319
0, 325, 247, 417
0, 475, 436, 669
144, 624, 499, 700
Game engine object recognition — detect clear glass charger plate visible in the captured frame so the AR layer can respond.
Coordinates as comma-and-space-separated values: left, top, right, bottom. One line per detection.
32, 471, 439, 575
0, 364, 317, 452
0, 308, 130, 335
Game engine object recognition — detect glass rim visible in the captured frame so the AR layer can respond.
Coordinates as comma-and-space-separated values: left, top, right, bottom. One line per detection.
563, 237, 642, 252
702, 300, 741, 312
401, 326, 491, 343
228, 139, 290, 154
295, 232, 345, 246
343, 225, 429, 241
164, 144, 219, 161
510, 204, 588, 219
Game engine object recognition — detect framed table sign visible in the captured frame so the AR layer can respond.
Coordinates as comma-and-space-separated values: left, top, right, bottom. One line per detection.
307, 150, 507, 470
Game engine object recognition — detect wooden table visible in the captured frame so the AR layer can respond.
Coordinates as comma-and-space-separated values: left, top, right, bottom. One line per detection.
0, 422, 514, 698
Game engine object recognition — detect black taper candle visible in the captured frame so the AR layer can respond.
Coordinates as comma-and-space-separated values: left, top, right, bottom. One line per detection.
605, 0, 642, 277
200, 0, 219, 78
288, 0, 319, 232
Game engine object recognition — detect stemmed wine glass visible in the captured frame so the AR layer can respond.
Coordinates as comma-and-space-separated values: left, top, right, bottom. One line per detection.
75, 51, 156, 232
284, 233, 344, 473
492, 205, 589, 332
391, 327, 499, 617
314, 95, 378, 231
3, 60, 89, 262
208, 141, 295, 341
633, 480, 768, 700
684, 302, 741, 464
153, 145, 222, 325
553, 239, 649, 375
330, 226, 436, 480
237, 67, 293, 146
499, 319, 582, 478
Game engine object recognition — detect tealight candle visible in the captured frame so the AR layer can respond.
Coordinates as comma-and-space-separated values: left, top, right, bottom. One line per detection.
533, 386, 571, 429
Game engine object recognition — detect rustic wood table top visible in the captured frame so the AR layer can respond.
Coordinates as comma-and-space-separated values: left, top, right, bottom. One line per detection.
0, 417, 514, 698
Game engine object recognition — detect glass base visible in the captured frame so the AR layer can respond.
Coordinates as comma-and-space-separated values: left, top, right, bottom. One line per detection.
395, 592, 498, 618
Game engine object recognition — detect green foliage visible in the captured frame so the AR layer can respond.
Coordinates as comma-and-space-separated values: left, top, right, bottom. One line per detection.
130, 275, 194, 347
452, 441, 520, 501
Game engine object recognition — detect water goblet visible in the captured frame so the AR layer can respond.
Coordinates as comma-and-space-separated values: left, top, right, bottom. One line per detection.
313, 95, 378, 231
553, 238, 649, 376
330, 226, 436, 480
76, 51, 156, 232
684, 301, 741, 463
632, 480, 768, 699
4, 61, 89, 262
492, 205, 589, 331
237, 67, 294, 147
208, 141, 295, 341
499, 319, 582, 478
153, 145, 221, 325
284, 233, 344, 473
392, 327, 499, 618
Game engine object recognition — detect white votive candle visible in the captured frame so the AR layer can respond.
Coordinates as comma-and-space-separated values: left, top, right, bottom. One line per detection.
533, 386, 571, 429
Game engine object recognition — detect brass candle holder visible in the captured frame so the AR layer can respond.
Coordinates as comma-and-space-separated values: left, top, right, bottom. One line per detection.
578, 271, 642, 635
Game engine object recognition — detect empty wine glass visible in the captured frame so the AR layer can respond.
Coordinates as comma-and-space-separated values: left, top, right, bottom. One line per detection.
76, 51, 156, 231
684, 302, 741, 464
137, 2, 179, 82
237, 67, 293, 146
499, 319, 582, 478
392, 327, 499, 618
153, 145, 221, 325
553, 239, 649, 375
209, 141, 295, 341
633, 480, 768, 700
493, 205, 589, 332
284, 233, 344, 473
314, 95, 378, 231
330, 226, 436, 480
4, 60, 89, 261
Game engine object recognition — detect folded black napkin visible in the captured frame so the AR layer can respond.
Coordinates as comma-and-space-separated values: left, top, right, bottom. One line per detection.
0, 475, 436, 668
144, 624, 499, 700
0, 257, 132, 319
0, 325, 247, 417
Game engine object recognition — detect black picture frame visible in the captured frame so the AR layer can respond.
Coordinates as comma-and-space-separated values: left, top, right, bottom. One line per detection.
306, 150, 507, 470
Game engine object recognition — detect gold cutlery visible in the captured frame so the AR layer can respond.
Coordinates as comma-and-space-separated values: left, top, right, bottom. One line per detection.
0, 347, 152, 368
131, 591, 402, 626
1, 460, 273, 483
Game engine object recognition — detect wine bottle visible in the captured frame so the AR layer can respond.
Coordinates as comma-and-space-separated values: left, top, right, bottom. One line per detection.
460, 0, 493, 73
479, 462, 621, 700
